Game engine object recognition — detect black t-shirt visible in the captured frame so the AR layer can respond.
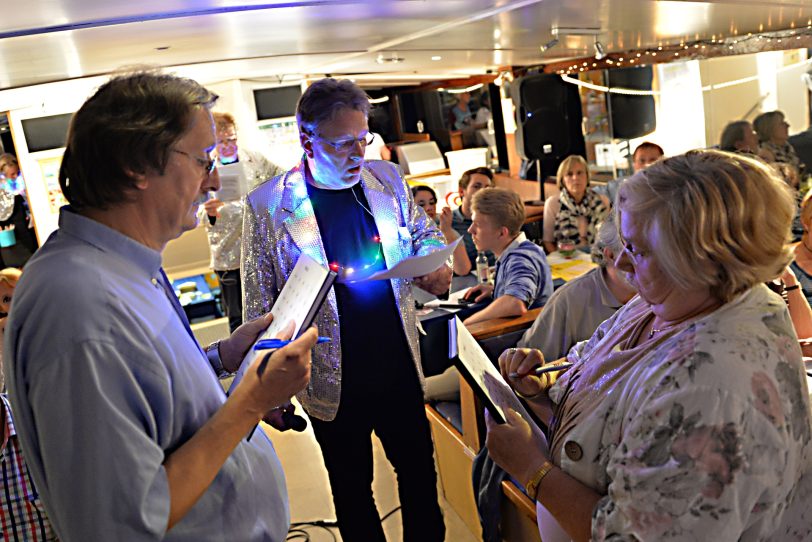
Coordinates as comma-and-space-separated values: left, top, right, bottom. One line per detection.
307, 181, 414, 397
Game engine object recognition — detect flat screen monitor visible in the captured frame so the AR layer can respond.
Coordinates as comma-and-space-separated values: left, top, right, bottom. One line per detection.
21, 113, 73, 152
254, 86, 302, 121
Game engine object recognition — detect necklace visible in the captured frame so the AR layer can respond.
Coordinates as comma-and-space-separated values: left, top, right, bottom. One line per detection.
647, 299, 722, 339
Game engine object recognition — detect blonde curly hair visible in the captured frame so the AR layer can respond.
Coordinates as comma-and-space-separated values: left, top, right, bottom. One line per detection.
617, 150, 794, 302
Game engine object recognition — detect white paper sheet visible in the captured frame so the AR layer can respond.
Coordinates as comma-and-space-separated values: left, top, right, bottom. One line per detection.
450, 316, 536, 426
214, 161, 247, 202
366, 236, 462, 281
228, 253, 332, 393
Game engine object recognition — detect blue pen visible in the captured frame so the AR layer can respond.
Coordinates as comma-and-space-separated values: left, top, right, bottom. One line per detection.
254, 337, 332, 350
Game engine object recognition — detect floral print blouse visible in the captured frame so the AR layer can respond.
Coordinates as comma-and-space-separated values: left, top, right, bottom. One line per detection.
545, 285, 812, 541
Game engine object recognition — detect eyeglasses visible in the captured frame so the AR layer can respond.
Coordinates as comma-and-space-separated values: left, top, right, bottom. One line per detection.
309, 132, 375, 153
619, 235, 647, 264
172, 149, 216, 175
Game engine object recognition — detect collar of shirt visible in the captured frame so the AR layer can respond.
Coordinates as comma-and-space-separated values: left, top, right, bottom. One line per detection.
58, 206, 163, 280
595, 266, 623, 309
496, 231, 528, 263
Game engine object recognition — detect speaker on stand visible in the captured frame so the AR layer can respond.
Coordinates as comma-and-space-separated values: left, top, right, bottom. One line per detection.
511, 73, 586, 201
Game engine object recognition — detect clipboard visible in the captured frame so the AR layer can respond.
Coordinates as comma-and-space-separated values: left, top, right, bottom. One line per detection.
448, 316, 533, 424
228, 253, 336, 394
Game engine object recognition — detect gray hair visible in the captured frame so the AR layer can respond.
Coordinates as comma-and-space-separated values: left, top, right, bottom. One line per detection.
591, 212, 623, 266
296, 78, 370, 134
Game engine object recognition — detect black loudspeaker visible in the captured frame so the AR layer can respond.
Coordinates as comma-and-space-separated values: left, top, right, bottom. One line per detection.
512, 73, 585, 161
606, 66, 656, 139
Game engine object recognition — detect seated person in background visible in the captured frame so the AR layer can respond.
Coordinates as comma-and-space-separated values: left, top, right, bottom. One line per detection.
594, 142, 664, 205
0, 268, 57, 541
754, 110, 804, 174
517, 213, 636, 359
542, 155, 610, 254
789, 190, 812, 306
413, 185, 472, 277
452, 167, 494, 271
720, 119, 760, 154
411, 185, 438, 220
486, 150, 811, 542
463, 187, 552, 325
363, 131, 392, 161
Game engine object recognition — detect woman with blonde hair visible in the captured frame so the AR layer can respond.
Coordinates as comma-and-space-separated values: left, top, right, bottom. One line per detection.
754, 110, 804, 173
487, 150, 811, 541
542, 154, 609, 254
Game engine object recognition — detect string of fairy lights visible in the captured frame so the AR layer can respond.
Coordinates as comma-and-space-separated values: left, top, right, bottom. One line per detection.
550, 23, 812, 78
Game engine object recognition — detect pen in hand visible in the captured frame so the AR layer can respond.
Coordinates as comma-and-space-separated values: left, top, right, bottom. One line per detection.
508, 362, 574, 379
254, 337, 331, 350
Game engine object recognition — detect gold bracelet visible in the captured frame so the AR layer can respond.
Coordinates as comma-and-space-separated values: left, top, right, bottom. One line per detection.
525, 460, 554, 500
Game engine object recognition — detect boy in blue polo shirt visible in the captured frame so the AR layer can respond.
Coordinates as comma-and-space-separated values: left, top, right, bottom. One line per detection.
463, 187, 552, 324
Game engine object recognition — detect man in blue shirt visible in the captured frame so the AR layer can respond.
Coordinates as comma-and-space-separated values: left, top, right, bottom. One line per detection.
463, 187, 552, 324
4, 71, 317, 541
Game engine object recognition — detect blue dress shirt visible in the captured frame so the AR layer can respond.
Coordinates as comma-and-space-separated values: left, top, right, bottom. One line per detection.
5, 207, 289, 541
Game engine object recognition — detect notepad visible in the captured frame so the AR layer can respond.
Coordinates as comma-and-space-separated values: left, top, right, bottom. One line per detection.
229, 253, 336, 394
448, 316, 533, 424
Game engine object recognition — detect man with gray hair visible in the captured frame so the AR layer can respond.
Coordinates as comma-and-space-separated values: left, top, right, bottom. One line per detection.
518, 213, 637, 359
5, 71, 317, 540
243, 77, 450, 541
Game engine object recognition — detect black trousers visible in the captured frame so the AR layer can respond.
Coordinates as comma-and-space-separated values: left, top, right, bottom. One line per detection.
310, 373, 445, 542
215, 269, 242, 333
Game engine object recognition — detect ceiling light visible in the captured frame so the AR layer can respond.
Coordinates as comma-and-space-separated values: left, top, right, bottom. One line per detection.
376, 52, 405, 64
431, 55, 442, 61
594, 40, 607, 60
540, 38, 559, 52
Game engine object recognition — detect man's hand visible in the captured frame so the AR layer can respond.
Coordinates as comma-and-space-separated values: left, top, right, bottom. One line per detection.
414, 264, 452, 295
464, 283, 494, 302
236, 327, 318, 417
219, 313, 292, 373
203, 198, 224, 218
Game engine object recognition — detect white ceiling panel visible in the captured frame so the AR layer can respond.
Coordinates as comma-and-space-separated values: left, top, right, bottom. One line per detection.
1, 0, 812, 89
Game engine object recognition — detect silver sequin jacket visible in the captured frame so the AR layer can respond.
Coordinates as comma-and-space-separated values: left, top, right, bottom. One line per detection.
201, 149, 285, 271
241, 159, 447, 421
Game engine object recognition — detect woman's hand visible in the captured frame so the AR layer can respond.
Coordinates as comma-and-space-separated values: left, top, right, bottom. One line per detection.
485, 408, 550, 487
499, 347, 547, 398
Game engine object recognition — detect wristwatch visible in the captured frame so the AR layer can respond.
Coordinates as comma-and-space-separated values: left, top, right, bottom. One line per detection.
525, 460, 554, 500
205, 340, 228, 378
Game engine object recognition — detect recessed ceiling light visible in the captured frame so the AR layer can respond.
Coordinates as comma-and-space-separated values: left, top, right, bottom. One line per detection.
431, 56, 442, 61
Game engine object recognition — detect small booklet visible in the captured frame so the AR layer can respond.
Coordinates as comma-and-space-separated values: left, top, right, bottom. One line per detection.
448, 316, 533, 424
228, 253, 336, 393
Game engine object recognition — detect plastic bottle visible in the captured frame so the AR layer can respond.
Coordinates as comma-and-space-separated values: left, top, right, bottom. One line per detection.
476, 252, 489, 284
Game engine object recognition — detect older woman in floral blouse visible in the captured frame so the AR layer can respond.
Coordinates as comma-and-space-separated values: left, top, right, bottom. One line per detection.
487, 150, 812, 541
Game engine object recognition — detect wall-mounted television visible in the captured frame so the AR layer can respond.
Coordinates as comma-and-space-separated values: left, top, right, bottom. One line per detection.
21, 113, 73, 153
254, 86, 302, 121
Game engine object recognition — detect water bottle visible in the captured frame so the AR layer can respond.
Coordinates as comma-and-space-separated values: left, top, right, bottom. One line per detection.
416, 119, 424, 134
476, 252, 489, 284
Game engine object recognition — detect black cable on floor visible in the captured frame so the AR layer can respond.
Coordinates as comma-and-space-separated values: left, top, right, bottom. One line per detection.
286, 506, 402, 541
